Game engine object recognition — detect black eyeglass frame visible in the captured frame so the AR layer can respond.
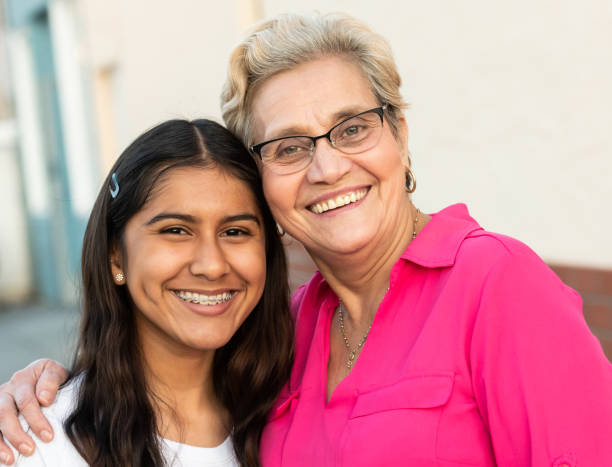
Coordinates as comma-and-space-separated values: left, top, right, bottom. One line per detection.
250, 104, 388, 159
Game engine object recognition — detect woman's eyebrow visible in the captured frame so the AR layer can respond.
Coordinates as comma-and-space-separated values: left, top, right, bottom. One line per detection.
146, 213, 197, 225
268, 105, 371, 139
330, 106, 368, 122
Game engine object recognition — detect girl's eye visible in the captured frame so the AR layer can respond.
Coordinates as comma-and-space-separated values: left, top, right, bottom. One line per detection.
161, 227, 188, 235
223, 228, 249, 237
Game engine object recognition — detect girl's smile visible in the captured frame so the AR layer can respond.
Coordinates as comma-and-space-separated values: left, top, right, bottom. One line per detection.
111, 166, 266, 353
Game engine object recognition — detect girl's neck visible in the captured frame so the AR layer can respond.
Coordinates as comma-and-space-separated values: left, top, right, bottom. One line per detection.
137, 320, 230, 447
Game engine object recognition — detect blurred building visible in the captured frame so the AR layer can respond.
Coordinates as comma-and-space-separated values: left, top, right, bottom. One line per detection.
0, 0, 260, 304
0, 0, 610, 356
1, 0, 97, 303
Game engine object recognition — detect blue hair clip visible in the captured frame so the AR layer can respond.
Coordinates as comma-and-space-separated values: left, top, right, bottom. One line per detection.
109, 172, 120, 199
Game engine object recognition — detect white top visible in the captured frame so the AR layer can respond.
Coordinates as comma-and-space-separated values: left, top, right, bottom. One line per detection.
10, 382, 238, 467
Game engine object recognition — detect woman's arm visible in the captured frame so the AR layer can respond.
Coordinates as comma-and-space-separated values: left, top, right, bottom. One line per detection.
470, 248, 612, 466
0, 360, 68, 466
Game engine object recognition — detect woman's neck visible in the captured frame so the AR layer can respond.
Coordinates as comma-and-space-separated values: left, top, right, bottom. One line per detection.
311, 202, 428, 325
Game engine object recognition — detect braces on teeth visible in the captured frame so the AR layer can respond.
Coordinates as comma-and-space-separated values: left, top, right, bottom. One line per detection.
175, 290, 233, 305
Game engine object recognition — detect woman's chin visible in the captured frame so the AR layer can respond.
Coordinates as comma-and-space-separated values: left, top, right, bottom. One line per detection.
306, 229, 378, 260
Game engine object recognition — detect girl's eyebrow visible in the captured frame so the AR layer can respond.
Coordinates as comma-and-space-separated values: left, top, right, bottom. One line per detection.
222, 214, 261, 225
146, 212, 260, 225
147, 213, 197, 225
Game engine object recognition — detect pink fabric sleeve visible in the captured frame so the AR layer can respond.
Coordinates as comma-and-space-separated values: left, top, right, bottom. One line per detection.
470, 247, 612, 466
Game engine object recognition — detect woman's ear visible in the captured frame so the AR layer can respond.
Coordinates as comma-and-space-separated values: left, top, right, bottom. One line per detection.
109, 248, 126, 285
397, 116, 410, 166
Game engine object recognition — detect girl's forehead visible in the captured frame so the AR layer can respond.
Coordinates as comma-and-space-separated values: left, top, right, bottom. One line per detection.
144, 165, 259, 213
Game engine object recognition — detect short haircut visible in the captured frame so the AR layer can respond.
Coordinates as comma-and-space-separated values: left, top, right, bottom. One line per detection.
221, 12, 409, 151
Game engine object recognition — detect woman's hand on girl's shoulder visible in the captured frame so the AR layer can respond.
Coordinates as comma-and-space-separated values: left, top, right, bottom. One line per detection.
0, 360, 68, 465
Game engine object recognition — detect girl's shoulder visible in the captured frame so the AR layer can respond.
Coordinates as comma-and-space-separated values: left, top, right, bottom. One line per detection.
12, 379, 87, 466
42, 378, 79, 420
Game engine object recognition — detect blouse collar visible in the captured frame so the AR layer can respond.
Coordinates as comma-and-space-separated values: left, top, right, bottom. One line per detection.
400, 203, 483, 268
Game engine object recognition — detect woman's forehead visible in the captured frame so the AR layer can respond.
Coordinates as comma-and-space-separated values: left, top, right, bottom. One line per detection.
251, 56, 377, 140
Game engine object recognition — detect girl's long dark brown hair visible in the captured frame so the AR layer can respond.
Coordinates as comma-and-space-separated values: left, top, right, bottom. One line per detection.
64, 119, 294, 466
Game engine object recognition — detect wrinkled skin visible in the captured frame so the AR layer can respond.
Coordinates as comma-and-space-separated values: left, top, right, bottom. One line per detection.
0, 360, 67, 464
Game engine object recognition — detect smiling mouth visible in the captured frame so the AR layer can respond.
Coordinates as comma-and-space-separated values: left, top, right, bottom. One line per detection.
173, 290, 235, 306
308, 188, 368, 214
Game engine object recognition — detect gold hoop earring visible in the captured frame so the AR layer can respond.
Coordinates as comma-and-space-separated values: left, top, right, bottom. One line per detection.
405, 168, 417, 193
114, 272, 125, 284
276, 223, 286, 237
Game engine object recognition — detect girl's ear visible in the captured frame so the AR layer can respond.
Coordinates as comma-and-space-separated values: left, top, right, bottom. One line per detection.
109, 247, 126, 285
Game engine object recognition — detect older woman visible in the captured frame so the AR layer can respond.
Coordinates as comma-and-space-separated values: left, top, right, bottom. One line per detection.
1, 12, 612, 467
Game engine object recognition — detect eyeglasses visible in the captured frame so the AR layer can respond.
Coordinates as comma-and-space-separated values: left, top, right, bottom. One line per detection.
250, 104, 387, 175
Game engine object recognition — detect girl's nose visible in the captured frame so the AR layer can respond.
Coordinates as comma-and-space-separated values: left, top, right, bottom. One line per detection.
189, 238, 230, 280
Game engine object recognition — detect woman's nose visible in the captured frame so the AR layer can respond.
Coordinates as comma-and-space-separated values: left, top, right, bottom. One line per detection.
305, 139, 352, 184
189, 238, 230, 280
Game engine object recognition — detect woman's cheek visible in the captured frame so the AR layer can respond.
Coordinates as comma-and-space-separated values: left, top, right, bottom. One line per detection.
262, 172, 295, 218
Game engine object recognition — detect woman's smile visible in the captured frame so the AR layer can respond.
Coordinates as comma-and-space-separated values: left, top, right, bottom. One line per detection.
307, 187, 369, 215
252, 56, 411, 259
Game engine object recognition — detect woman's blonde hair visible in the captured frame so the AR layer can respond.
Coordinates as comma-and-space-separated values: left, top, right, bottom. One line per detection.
221, 12, 409, 150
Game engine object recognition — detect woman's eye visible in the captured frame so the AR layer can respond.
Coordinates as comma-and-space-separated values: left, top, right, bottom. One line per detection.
273, 138, 311, 160
277, 145, 305, 159
282, 146, 300, 155
344, 125, 362, 136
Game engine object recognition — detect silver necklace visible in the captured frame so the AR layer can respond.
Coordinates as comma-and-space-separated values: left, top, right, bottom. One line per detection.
338, 301, 372, 369
337, 208, 420, 370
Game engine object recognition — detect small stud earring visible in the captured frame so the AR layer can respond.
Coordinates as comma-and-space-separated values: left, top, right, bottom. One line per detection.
114, 272, 125, 284
276, 223, 286, 237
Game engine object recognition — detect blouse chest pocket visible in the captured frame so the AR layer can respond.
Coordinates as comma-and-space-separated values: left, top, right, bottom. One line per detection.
342, 372, 454, 466
350, 372, 454, 418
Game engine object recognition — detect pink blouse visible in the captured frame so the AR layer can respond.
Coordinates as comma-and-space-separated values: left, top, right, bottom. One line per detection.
260, 204, 612, 467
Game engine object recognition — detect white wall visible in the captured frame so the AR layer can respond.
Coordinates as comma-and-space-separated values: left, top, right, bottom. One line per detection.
0, 120, 32, 301
77, 0, 251, 170
76, 0, 612, 268
263, 0, 612, 268
48, 0, 98, 218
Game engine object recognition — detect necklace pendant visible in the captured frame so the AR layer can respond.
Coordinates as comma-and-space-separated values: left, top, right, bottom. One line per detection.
347, 351, 357, 369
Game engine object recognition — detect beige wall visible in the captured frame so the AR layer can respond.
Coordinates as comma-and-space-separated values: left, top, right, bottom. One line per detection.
76, 0, 251, 171
77, 0, 611, 269
0, 121, 31, 301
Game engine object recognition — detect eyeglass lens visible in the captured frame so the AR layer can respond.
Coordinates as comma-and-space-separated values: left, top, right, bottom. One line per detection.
261, 110, 383, 174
